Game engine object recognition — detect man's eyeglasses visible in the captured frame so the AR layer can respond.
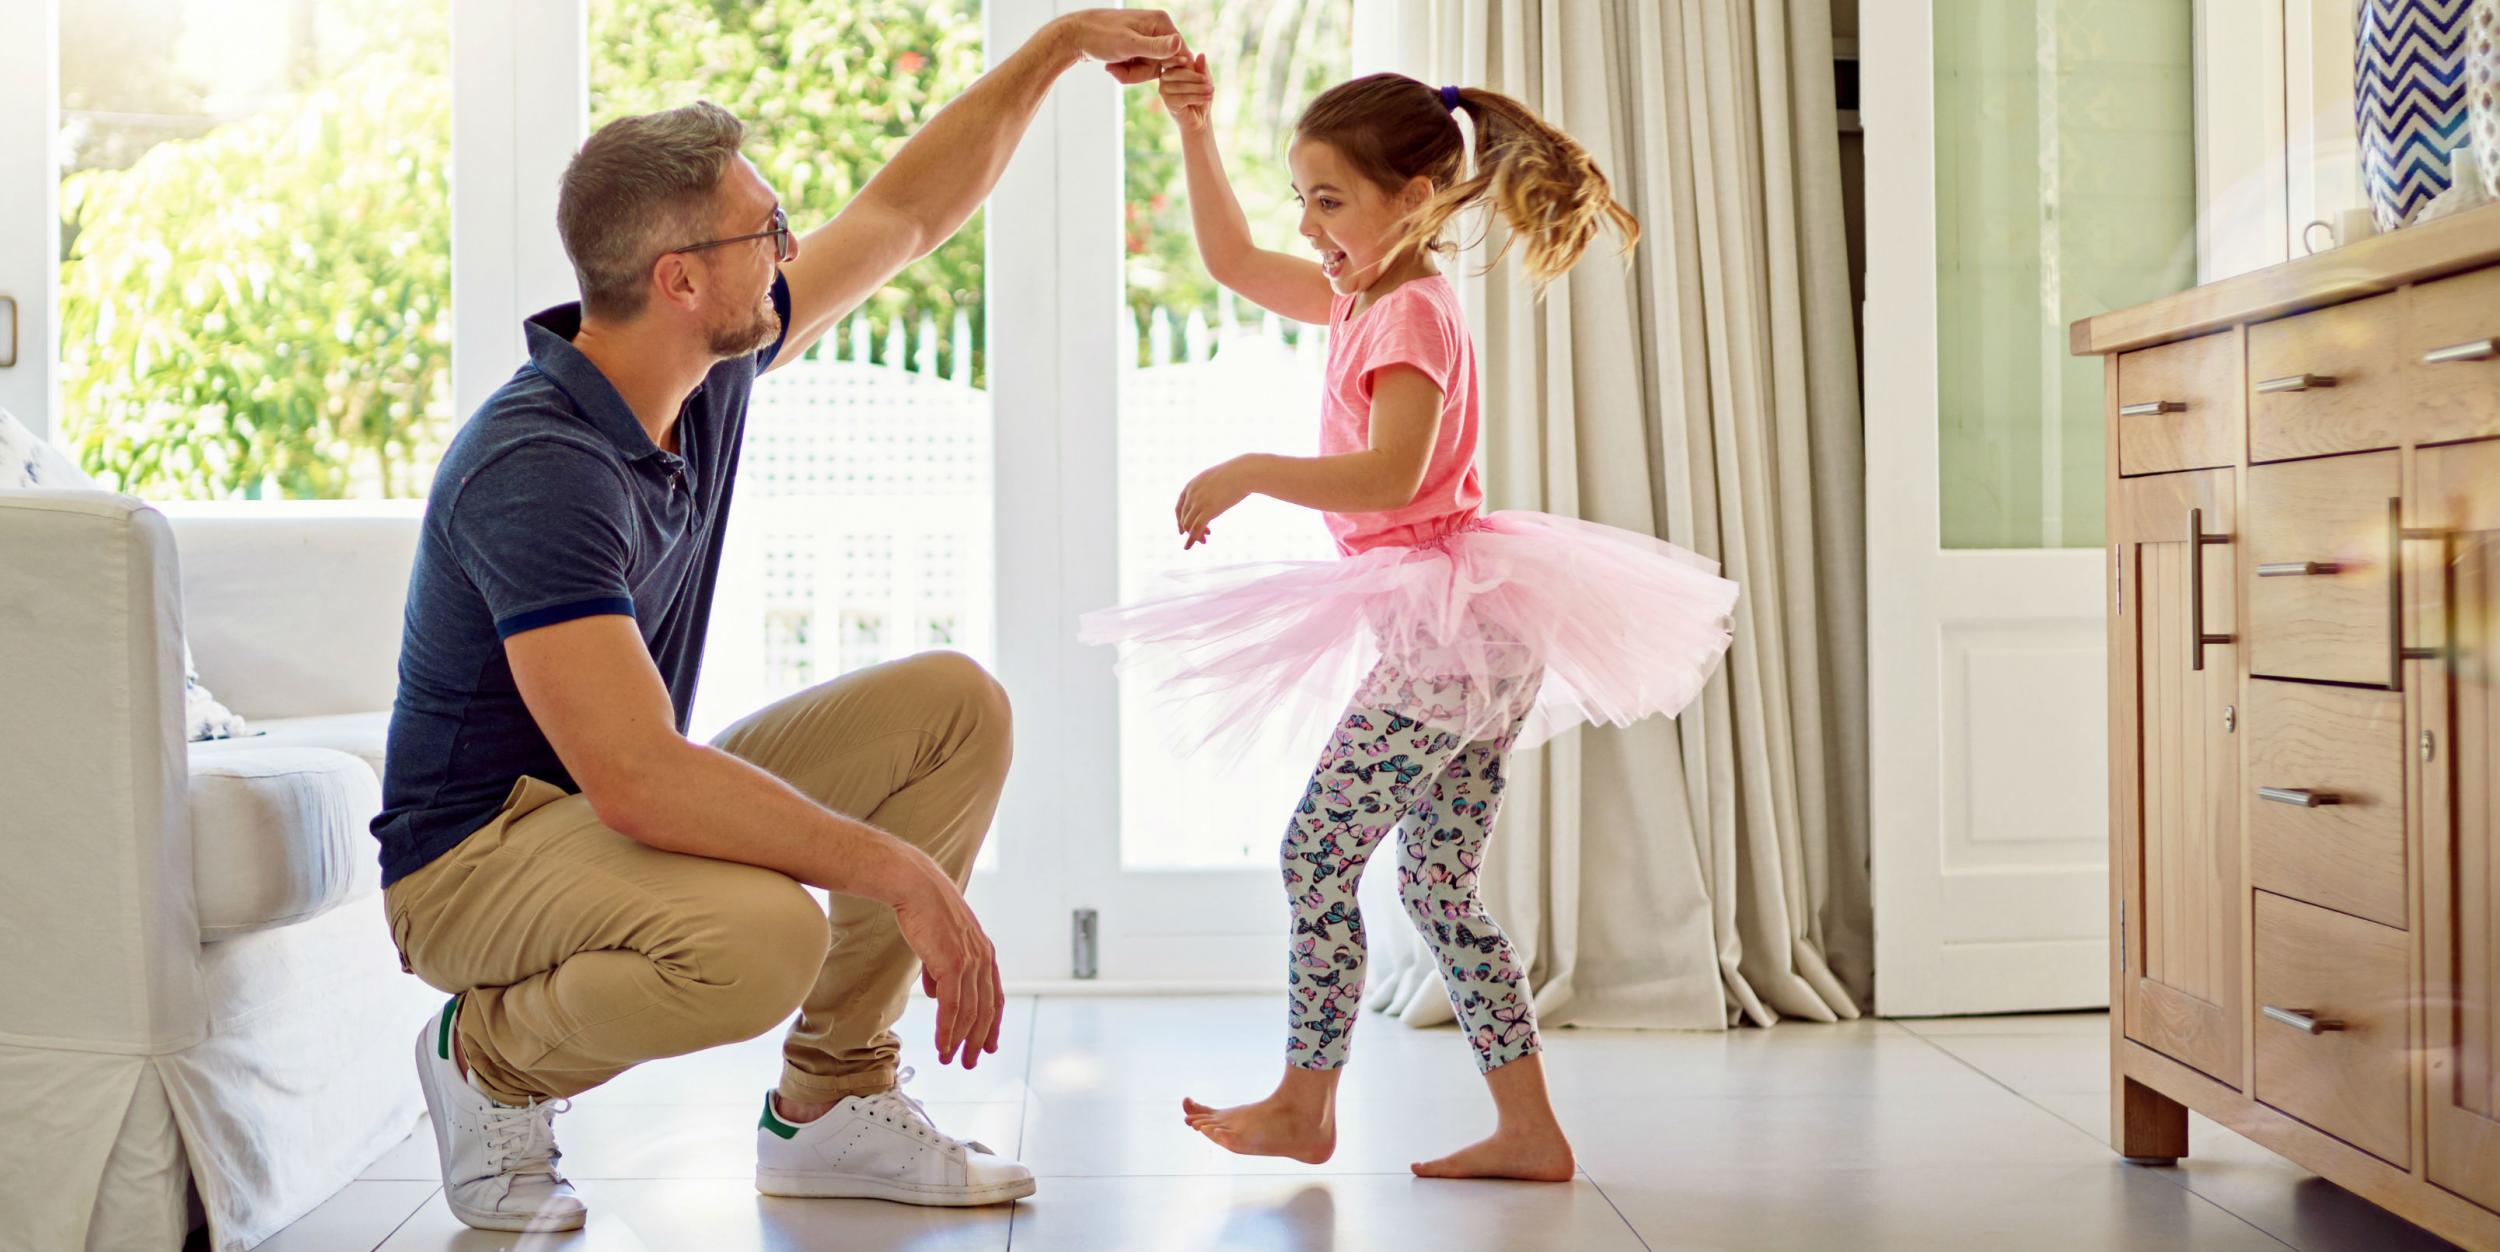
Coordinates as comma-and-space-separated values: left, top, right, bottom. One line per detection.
671, 206, 794, 264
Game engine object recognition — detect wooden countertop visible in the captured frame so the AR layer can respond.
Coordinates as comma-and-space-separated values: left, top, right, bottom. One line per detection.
2070, 201, 2500, 357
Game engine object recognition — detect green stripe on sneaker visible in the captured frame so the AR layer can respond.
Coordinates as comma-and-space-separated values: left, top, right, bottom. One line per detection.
437, 996, 458, 1061
759, 1094, 800, 1140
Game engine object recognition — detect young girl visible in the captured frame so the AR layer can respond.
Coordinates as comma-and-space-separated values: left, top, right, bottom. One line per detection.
1081, 64, 1738, 1181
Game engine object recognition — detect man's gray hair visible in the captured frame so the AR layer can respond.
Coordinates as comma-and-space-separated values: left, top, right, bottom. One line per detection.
557, 101, 748, 319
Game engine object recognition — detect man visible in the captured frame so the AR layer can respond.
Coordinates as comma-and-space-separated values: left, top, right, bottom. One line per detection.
372, 11, 1184, 1232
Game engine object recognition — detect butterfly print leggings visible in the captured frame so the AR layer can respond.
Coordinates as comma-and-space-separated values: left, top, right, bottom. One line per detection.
1280, 670, 1540, 1075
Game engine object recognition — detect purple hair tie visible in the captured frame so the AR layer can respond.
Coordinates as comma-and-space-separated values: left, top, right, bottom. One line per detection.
1439, 84, 1461, 111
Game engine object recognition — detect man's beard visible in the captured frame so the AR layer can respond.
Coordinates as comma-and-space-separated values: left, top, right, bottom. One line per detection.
706, 295, 779, 359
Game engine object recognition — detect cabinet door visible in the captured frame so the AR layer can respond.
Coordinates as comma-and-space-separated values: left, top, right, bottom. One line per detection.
2113, 467, 2245, 1087
2422, 438, 2500, 1210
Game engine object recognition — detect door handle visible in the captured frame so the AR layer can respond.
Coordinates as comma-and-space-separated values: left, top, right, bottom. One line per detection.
2256, 373, 2337, 393
2120, 400, 2187, 417
2259, 787, 2342, 807
2393, 499, 2444, 688
2190, 507, 2233, 671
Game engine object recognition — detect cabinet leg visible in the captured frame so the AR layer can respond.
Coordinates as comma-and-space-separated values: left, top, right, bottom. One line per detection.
2116, 1076, 2188, 1165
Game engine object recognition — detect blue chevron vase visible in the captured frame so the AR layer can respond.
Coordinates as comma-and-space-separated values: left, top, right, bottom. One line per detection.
2358, 0, 2473, 231
2473, 0, 2500, 200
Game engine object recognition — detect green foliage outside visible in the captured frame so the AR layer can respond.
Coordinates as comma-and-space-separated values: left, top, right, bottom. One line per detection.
59, 5, 452, 498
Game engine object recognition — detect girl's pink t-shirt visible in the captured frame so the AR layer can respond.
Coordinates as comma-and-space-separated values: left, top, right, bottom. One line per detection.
1318, 274, 1483, 555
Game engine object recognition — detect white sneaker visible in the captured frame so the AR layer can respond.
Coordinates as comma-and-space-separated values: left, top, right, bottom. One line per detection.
754, 1068, 1036, 1206
412, 997, 588, 1233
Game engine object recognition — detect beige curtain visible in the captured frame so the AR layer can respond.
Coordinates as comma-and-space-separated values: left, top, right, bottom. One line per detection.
1350, 0, 1871, 1030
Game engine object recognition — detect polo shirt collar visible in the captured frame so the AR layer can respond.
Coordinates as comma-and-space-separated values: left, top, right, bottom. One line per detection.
523, 302, 679, 463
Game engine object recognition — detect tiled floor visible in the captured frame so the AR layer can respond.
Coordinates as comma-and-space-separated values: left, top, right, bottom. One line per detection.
259, 996, 2464, 1251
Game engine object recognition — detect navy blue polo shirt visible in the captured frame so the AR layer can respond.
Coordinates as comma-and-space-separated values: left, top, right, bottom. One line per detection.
372, 275, 792, 887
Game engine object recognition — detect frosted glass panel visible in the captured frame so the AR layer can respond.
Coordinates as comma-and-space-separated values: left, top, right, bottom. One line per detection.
1935, 0, 2196, 549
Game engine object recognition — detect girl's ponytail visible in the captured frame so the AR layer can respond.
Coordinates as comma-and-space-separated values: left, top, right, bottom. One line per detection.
1423, 87, 1640, 289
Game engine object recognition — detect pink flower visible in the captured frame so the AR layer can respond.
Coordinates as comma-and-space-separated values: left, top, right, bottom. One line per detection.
896, 51, 927, 74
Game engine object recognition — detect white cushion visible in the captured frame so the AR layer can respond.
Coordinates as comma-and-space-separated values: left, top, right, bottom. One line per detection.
188, 744, 382, 940
242, 712, 390, 780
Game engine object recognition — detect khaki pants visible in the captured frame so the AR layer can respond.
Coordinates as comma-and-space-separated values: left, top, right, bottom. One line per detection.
384, 651, 1010, 1107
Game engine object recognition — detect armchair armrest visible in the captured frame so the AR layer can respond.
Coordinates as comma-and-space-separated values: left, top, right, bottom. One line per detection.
0, 490, 203, 1051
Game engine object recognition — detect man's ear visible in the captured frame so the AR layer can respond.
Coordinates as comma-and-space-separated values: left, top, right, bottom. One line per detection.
649, 251, 701, 316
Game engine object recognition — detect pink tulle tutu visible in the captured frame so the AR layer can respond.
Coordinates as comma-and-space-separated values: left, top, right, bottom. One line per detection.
1079, 510, 1738, 756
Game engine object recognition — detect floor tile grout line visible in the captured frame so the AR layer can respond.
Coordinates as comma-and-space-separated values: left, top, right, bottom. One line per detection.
364, 1183, 440, 1252
1892, 1026, 2304, 1252
1575, 1171, 1656, 1252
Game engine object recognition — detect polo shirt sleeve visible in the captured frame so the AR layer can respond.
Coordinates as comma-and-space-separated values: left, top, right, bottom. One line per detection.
446, 439, 640, 639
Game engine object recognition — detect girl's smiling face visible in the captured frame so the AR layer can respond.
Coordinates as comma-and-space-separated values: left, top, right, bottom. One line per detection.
1290, 136, 1431, 297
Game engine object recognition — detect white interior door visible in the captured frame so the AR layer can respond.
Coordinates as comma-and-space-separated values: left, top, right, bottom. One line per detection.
1863, 0, 2199, 1015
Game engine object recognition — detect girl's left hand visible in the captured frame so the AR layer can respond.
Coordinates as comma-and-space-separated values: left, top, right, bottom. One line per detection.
1177, 456, 1255, 549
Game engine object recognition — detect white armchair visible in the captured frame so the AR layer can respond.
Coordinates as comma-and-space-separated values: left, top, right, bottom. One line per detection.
0, 491, 442, 1252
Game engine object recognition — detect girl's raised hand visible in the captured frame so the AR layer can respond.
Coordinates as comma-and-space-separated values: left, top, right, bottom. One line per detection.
1157, 53, 1213, 136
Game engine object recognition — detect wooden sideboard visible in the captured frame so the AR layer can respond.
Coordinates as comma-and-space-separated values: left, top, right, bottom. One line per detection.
2076, 201, 2500, 1249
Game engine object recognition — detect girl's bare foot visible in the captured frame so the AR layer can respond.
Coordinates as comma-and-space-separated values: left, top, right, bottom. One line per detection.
1181, 1077, 1338, 1164
1413, 1052, 1574, 1180
1411, 1121, 1577, 1181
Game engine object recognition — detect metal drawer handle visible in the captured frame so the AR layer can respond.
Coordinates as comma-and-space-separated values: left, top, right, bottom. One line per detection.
2259, 786, 2342, 807
2422, 338, 2498, 365
2120, 400, 2188, 417
2256, 561, 2340, 577
2263, 1006, 2347, 1035
2256, 373, 2338, 393
2189, 507, 2233, 671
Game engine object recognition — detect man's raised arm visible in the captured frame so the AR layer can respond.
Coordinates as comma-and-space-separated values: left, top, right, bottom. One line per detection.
766, 8, 1184, 369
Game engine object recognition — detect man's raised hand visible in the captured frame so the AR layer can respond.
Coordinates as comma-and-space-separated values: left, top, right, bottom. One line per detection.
1061, 8, 1190, 84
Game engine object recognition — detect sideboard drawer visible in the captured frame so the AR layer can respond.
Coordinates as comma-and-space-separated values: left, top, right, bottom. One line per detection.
2247, 452, 2401, 686
2407, 268, 2500, 447
2248, 294, 2404, 462
2246, 680, 2407, 929
2118, 331, 2240, 476
2254, 891, 2412, 1168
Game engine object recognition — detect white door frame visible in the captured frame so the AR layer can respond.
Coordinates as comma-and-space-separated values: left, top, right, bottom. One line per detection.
449, 0, 589, 421
995, 0, 1287, 988
1863, 0, 2113, 1017
0, 0, 59, 433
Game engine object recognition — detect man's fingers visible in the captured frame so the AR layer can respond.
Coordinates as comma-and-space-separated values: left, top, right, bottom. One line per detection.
968, 964, 999, 1069
932, 968, 960, 1064
949, 968, 983, 1068
985, 959, 1007, 1055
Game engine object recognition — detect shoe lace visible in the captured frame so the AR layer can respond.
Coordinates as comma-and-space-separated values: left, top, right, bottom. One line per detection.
480, 1096, 571, 1179
866, 1068, 977, 1152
